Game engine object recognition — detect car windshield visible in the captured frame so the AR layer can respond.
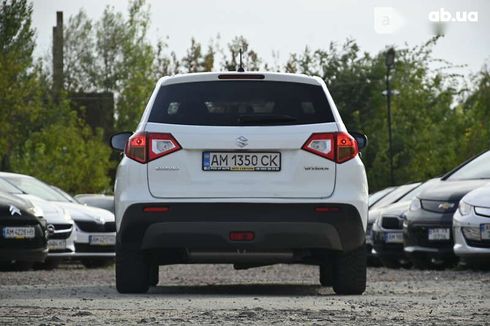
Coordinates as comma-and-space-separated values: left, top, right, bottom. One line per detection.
3, 176, 69, 202
0, 178, 24, 194
371, 183, 420, 209
447, 151, 490, 180
148, 81, 334, 126
52, 186, 79, 203
368, 187, 395, 207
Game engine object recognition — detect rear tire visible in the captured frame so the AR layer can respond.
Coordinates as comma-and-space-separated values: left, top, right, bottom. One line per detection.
332, 245, 366, 295
149, 263, 159, 286
115, 239, 149, 294
319, 264, 333, 286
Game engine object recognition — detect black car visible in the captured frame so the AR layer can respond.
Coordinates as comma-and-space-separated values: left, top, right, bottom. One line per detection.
372, 178, 440, 268
366, 183, 420, 265
403, 151, 490, 269
0, 191, 48, 269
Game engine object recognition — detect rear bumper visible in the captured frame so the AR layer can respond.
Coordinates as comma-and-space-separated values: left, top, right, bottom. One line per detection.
119, 203, 365, 252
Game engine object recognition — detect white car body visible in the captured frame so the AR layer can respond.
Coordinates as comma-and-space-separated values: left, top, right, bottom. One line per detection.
115, 72, 368, 229
113, 72, 368, 294
18, 195, 76, 257
453, 184, 490, 260
55, 202, 115, 258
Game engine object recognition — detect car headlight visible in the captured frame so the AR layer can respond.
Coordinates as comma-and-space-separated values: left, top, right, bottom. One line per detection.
409, 198, 421, 211
458, 201, 473, 216
462, 227, 480, 241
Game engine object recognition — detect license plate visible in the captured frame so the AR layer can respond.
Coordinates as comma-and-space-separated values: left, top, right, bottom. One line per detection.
202, 152, 281, 172
48, 239, 66, 250
2, 227, 35, 239
89, 234, 115, 246
428, 228, 450, 241
481, 224, 490, 240
384, 232, 403, 243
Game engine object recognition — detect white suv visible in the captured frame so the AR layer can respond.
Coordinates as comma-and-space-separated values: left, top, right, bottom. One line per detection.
111, 72, 369, 294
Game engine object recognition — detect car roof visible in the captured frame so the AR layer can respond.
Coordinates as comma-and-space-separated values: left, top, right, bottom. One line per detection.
158, 72, 323, 86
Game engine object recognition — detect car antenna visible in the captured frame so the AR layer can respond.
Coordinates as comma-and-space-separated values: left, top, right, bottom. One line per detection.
237, 48, 245, 72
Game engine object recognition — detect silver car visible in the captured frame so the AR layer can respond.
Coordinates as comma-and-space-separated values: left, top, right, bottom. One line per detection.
453, 184, 490, 268
0, 172, 115, 268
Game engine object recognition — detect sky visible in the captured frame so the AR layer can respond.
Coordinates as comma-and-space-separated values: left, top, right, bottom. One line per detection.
31, 0, 489, 77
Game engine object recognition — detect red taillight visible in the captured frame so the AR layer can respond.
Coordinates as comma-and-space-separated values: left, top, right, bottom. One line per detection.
229, 231, 255, 241
302, 132, 358, 163
143, 206, 169, 213
125, 132, 181, 163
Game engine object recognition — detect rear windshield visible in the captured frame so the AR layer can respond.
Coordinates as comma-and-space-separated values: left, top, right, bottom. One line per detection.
148, 81, 334, 126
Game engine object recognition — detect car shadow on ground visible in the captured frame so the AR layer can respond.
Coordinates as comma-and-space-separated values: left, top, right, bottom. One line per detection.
149, 283, 329, 296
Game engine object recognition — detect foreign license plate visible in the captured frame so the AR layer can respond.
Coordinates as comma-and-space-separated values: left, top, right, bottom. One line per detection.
202, 152, 281, 172
2, 227, 35, 239
89, 234, 115, 246
481, 224, 490, 240
428, 228, 450, 241
384, 232, 403, 243
48, 239, 66, 250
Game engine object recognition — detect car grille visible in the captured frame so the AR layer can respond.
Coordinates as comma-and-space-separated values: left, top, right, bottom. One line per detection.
75, 221, 115, 233
75, 243, 115, 253
381, 216, 403, 229
48, 224, 73, 240
421, 200, 458, 213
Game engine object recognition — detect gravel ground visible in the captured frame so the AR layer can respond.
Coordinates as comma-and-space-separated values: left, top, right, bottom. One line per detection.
0, 263, 489, 325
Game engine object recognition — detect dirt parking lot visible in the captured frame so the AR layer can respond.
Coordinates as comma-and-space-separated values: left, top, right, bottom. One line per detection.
0, 264, 489, 325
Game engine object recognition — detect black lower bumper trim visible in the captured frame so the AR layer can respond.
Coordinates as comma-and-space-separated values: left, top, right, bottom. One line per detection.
119, 203, 364, 252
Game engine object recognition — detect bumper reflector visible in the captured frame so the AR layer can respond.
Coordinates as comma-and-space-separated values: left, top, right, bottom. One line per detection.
143, 207, 169, 213
315, 207, 340, 213
229, 231, 255, 241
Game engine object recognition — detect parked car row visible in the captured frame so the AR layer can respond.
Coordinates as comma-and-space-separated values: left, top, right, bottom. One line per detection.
0, 172, 115, 270
367, 150, 490, 269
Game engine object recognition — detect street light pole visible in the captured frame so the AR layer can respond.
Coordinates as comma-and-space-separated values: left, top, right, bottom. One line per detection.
385, 48, 395, 186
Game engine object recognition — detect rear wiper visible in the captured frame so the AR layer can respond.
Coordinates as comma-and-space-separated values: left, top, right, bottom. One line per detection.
238, 114, 297, 125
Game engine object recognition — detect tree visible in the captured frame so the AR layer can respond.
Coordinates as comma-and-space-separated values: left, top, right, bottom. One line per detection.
0, 0, 41, 170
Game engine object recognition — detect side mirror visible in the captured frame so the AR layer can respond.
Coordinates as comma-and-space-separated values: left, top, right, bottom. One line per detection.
110, 132, 132, 152
349, 131, 368, 150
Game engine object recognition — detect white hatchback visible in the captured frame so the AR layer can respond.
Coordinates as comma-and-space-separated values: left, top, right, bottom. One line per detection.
111, 72, 369, 294
453, 184, 490, 267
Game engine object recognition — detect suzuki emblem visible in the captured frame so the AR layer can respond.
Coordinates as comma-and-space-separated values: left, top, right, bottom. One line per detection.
236, 136, 248, 148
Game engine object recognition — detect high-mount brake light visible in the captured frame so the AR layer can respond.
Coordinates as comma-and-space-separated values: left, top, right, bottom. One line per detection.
302, 132, 359, 163
218, 74, 265, 80
125, 132, 181, 163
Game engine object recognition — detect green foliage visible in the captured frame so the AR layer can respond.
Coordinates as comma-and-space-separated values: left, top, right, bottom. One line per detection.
11, 111, 112, 194
3, 0, 490, 195
0, 0, 112, 194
